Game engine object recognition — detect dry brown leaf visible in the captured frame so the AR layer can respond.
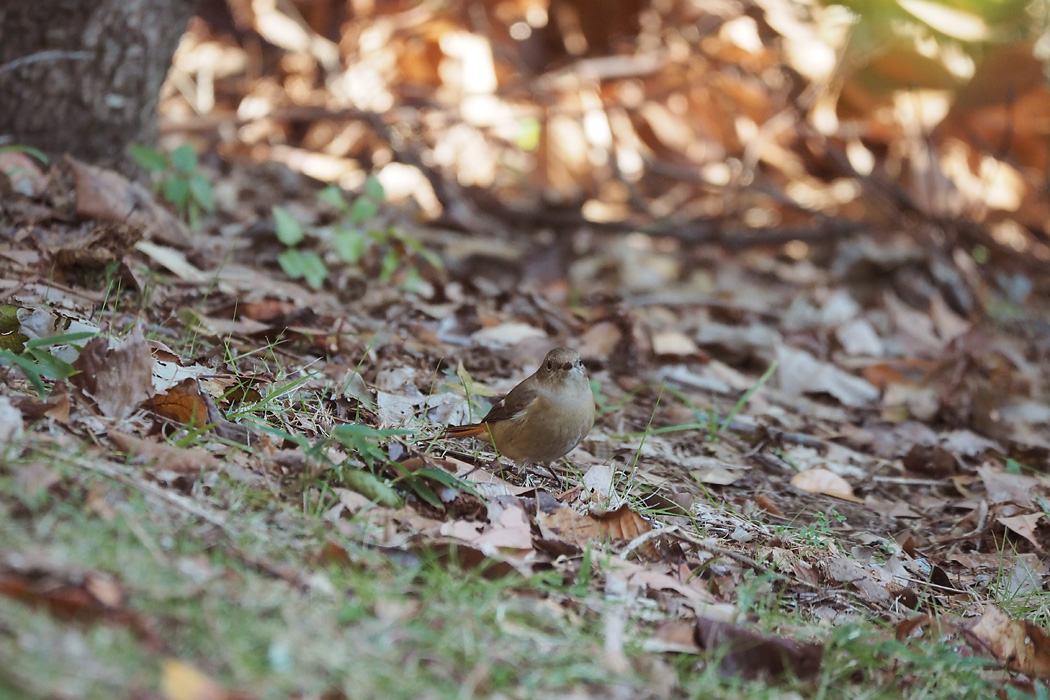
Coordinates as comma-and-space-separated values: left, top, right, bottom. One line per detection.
439, 500, 533, 551
67, 156, 190, 248
161, 659, 234, 700
537, 505, 599, 545
577, 321, 622, 361
537, 504, 650, 547
646, 621, 701, 654
694, 617, 824, 681
776, 345, 879, 407
790, 469, 862, 503
0, 150, 47, 196
968, 606, 1050, 679
651, 329, 701, 357
147, 378, 212, 427
71, 327, 154, 419
997, 513, 1044, 552
978, 464, 1044, 509
594, 505, 652, 541
608, 557, 719, 607
752, 493, 785, 518
0, 556, 125, 623
408, 537, 530, 579
110, 430, 219, 473
826, 557, 892, 606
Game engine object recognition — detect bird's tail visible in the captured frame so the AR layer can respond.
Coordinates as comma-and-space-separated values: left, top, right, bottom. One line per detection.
442, 423, 489, 439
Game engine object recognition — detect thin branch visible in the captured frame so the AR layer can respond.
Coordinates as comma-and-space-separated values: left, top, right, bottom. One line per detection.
0, 50, 92, 77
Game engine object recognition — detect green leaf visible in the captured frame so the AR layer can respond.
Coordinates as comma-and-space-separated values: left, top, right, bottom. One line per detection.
171, 144, 198, 174
23, 330, 98, 350
455, 360, 497, 397
332, 423, 413, 470
318, 185, 349, 212
342, 469, 402, 508
364, 173, 385, 202
298, 251, 328, 290
333, 228, 367, 264
0, 143, 49, 164
404, 476, 442, 509
128, 144, 169, 172
349, 196, 379, 225
163, 177, 190, 210
515, 117, 542, 152
717, 358, 778, 435
402, 266, 423, 293
273, 206, 304, 246
25, 348, 77, 380
379, 249, 399, 282
399, 234, 444, 270
333, 424, 414, 441
411, 467, 480, 499
188, 173, 215, 212
0, 350, 47, 396
278, 248, 306, 279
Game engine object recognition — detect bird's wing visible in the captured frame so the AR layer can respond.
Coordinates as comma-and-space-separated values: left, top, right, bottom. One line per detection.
481, 381, 539, 425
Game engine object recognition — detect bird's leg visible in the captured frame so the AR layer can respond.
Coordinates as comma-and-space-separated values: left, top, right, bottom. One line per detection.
541, 462, 566, 491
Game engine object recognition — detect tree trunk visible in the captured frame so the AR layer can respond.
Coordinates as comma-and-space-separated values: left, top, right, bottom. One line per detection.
0, 0, 198, 173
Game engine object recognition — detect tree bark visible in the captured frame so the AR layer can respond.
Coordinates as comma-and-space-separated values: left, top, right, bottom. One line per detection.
0, 0, 198, 172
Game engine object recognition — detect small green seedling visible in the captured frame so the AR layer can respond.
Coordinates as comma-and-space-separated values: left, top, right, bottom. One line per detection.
130, 143, 215, 227
273, 206, 328, 290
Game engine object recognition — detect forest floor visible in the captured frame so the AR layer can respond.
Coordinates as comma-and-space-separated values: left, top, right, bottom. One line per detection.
3, 150, 1050, 700
5, 1, 1050, 698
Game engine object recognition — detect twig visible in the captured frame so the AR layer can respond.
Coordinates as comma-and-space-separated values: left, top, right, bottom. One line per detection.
0, 50, 92, 77
68, 450, 318, 591
619, 524, 677, 559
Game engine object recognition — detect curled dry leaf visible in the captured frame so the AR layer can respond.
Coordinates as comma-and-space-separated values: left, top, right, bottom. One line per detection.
997, 513, 1044, 551
978, 463, 1045, 509
537, 504, 650, 547
968, 605, 1050, 679
110, 430, 219, 473
776, 345, 879, 407
594, 505, 652, 541
790, 468, 862, 503
147, 378, 213, 427
161, 658, 239, 700
71, 327, 154, 420
67, 156, 190, 248
0, 555, 161, 649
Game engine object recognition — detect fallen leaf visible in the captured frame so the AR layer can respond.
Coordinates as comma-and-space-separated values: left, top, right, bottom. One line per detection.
776, 345, 879, 407
790, 468, 862, 502
470, 322, 547, 346
537, 504, 650, 547
694, 617, 824, 681
161, 659, 231, 700
978, 464, 1044, 509
71, 327, 154, 419
110, 430, 219, 473
594, 505, 652, 542
968, 606, 1050, 679
0, 396, 24, 446
998, 513, 1044, 552
147, 378, 212, 427
651, 329, 701, 357
67, 156, 190, 248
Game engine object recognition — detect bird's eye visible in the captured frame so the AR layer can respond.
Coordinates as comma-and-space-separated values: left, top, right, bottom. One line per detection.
546, 360, 553, 370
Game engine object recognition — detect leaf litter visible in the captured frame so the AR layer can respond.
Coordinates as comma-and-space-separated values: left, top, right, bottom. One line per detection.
4, 1, 1050, 697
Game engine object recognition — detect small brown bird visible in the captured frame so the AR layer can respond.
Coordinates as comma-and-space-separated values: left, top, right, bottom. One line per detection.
444, 347, 595, 467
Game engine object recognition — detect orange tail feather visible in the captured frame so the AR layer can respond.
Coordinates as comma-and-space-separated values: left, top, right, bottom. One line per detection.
443, 423, 489, 438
